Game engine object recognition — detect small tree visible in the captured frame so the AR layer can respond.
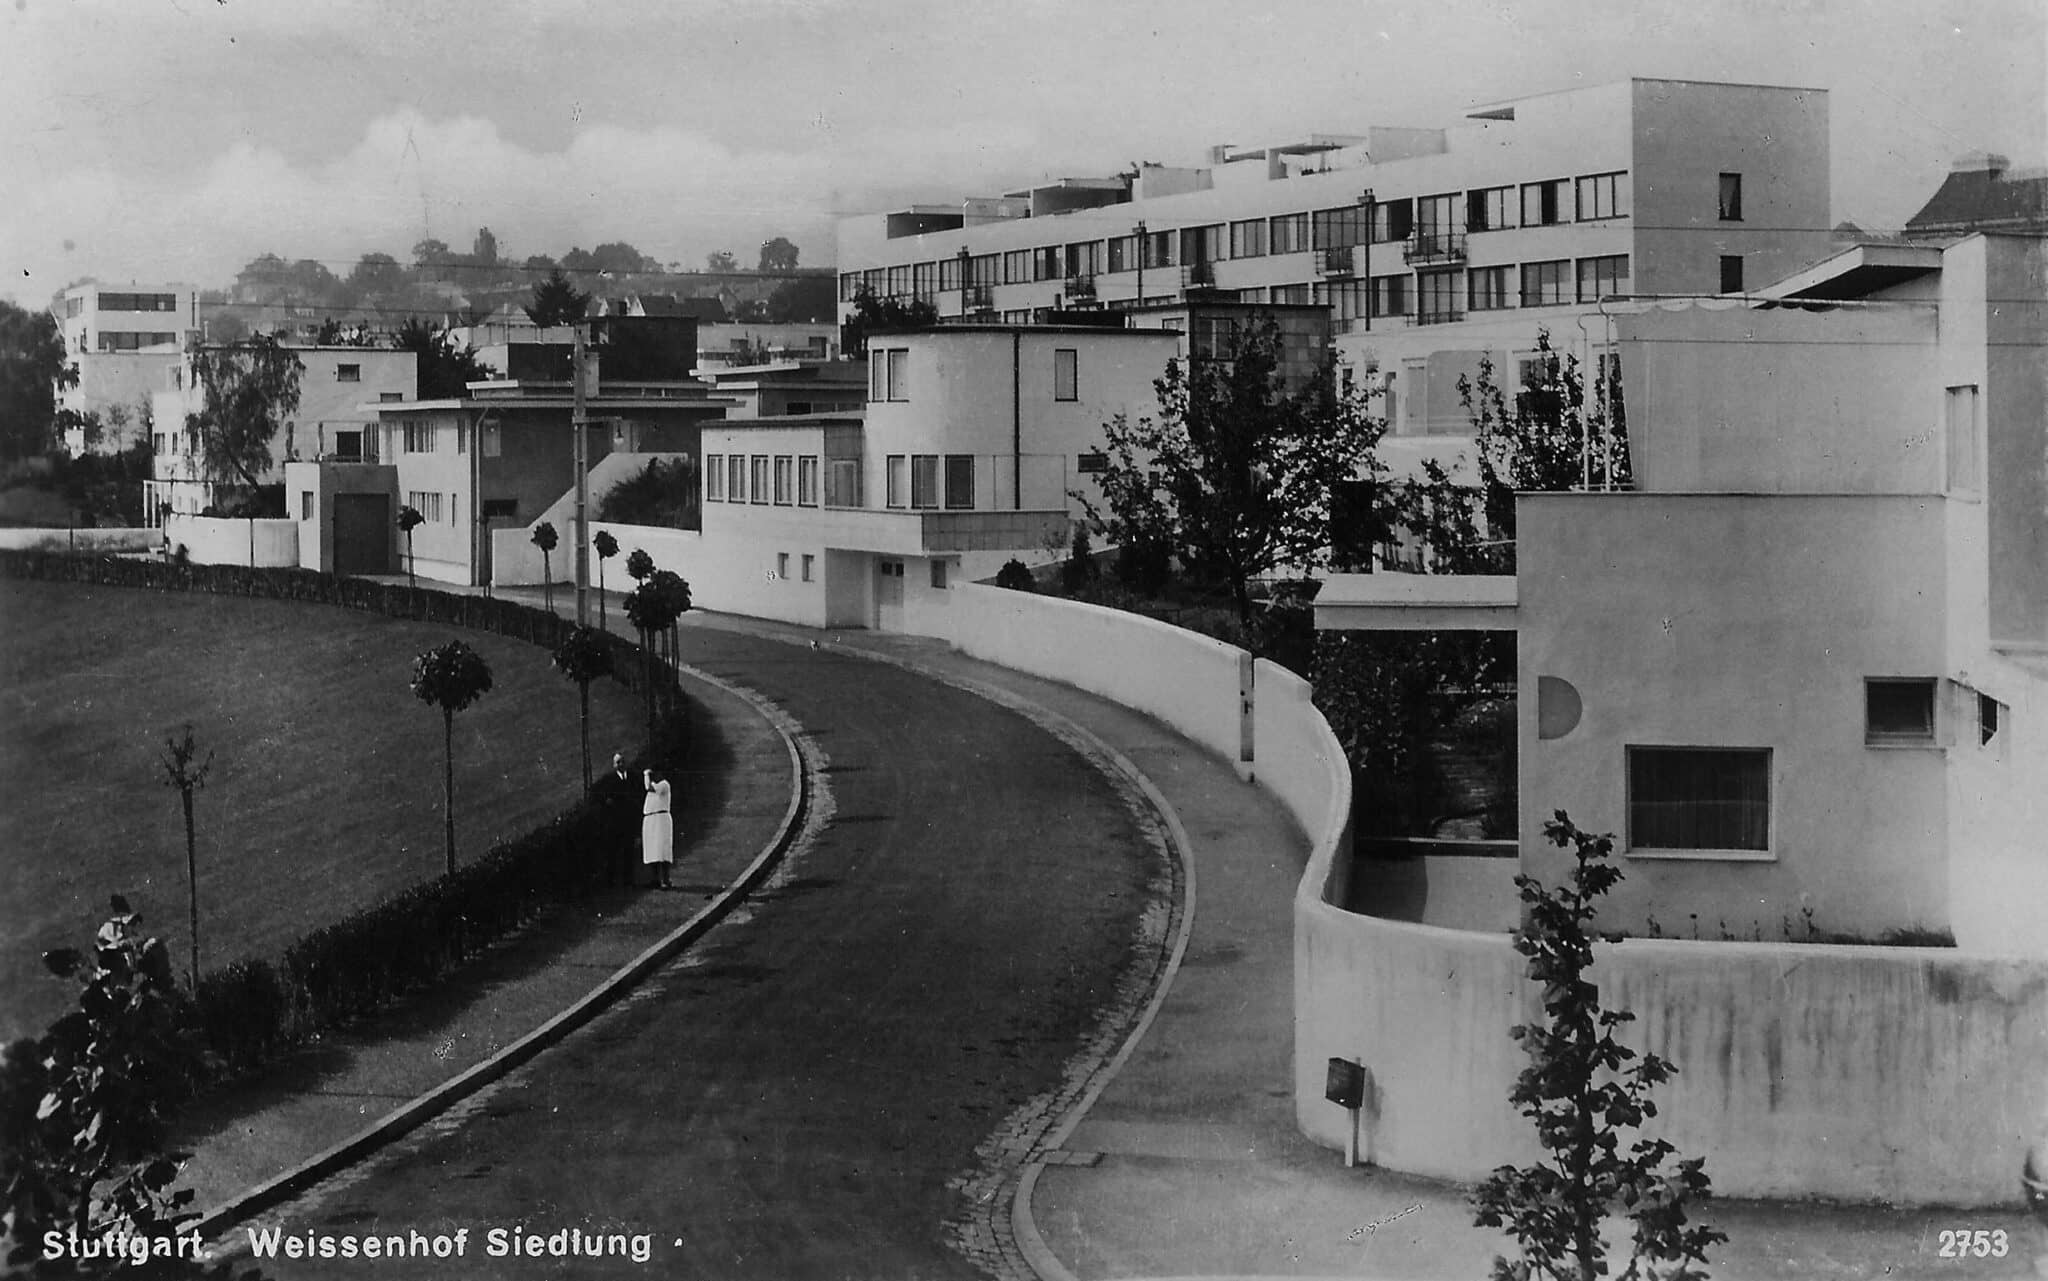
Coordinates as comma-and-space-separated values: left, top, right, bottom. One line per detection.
840, 287, 938, 358
531, 521, 560, 613
624, 568, 691, 744
625, 546, 654, 584
410, 641, 494, 876
551, 626, 614, 791
994, 559, 1035, 592
1061, 523, 1096, 595
396, 504, 424, 587
1472, 811, 1724, 1281
189, 334, 305, 497
592, 528, 619, 632
2, 920, 198, 1267
1081, 316, 1383, 629
156, 726, 212, 988
524, 268, 590, 328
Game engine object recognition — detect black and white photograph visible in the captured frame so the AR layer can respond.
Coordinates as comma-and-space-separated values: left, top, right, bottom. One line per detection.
2, 1, 2045, 1276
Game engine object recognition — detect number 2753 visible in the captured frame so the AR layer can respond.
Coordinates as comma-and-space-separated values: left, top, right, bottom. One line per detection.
1937, 1228, 2008, 1258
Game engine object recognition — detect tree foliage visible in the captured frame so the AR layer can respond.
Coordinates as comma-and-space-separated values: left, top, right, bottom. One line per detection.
757, 237, 800, 272
1081, 315, 1383, 627
410, 640, 494, 875
1399, 330, 1629, 574
525, 269, 591, 329
391, 318, 496, 399
595, 458, 700, 530
189, 336, 305, 492
1472, 812, 1724, 1281
705, 250, 739, 275
840, 288, 938, 358
1, 916, 199, 1268
764, 274, 836, 324
552, 626, 614, 791
0, 300, 76, 458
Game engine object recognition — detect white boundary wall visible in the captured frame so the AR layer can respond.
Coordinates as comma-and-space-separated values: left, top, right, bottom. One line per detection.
0, 527, 155, 552
162, 514, 297, 567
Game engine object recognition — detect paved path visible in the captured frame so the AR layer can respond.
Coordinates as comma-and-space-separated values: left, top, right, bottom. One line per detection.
209, 620, 1170, 1279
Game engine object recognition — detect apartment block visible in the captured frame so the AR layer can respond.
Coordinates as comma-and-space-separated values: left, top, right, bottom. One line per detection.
837, 78, 1833, 475
50, 281, 201, 452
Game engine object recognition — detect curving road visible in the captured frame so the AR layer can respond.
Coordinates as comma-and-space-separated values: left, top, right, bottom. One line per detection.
230, 627, 1165, 1279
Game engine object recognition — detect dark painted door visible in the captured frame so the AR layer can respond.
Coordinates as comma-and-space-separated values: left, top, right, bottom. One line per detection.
333, 492, 392, 576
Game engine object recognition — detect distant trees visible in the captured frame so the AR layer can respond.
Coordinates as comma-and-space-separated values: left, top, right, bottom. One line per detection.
758, 237, 800, 272
188, 335, 305, 493
562, 242, 661, 278
765, 275, 836, 323
410, 640, 494, 876
705, 250, 740, 275
525, 269, 591, 328
0, 300, 75, 458
346, 252, 406, 299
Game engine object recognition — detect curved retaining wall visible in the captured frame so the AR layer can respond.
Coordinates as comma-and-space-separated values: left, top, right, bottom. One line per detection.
909, 582, 2048, 1205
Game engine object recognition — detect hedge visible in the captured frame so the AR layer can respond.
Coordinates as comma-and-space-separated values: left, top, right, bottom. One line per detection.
1, 549, 693, 1089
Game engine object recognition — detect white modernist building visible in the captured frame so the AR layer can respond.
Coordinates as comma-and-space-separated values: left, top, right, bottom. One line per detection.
837, 77, 1835, 479
50, 282, 202, 453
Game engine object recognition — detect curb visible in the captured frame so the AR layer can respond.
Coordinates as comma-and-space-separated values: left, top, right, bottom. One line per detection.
190, 660, 815, 1238
693, 617, 1201, 1281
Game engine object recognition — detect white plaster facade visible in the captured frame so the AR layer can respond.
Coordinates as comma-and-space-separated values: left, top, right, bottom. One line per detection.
50, 282, 201, 453
838, 79, 1834, 483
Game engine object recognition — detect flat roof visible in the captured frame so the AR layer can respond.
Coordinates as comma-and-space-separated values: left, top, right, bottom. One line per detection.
706, 412, 865, 428
1757, 242, 1944, 300
1313, 573, 1518, 632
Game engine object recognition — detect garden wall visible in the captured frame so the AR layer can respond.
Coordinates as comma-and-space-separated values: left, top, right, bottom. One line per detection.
0, 526, 155, 552
163, 513, 297, 568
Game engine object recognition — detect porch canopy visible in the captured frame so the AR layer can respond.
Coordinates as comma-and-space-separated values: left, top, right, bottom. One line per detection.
1312, 572, 1517, 631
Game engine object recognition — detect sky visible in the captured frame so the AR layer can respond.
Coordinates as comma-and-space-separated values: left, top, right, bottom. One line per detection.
1, 0, 2042, 308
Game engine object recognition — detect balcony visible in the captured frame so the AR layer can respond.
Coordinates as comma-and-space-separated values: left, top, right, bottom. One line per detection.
1409, 306, 1466, 327
1063, 275, 1097, 303
1404, 231, 1467, 265
962, 284, 996, 315
1181, 260, 1216, 289
1315, 246, 1358, 277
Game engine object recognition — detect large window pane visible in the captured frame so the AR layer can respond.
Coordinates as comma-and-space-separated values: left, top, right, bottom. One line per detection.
1627, 747, 1770, 851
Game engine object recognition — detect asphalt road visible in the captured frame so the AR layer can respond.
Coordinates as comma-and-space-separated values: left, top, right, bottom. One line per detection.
228, 629, 1163, 1280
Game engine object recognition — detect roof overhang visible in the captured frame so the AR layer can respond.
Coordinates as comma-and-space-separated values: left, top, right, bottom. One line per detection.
1758, 242, 1944, 301
1313, 573, 1518, 631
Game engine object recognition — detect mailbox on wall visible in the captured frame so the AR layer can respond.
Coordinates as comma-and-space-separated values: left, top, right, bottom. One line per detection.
1326, 1056, 1366, 1110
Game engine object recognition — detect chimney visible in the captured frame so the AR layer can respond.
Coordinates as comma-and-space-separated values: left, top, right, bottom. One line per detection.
1951, 151, 2010, 179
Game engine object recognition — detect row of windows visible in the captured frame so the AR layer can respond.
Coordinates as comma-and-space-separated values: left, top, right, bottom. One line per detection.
93, 330, 179, 352
868, 347, 1078, 403
704, 453, 822, 506
1301, 254, 1635, 326
885, 454, 976, 510
96, 292, 181, 313
842, 167, 1688, 298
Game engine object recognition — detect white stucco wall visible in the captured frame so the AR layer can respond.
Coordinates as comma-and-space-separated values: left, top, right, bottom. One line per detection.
1516, 491, 1953, 940
161, 514, 297, 567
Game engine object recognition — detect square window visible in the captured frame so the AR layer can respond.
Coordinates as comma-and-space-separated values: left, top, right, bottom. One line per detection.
1866, 678, 1937, 746
1627, 747, 1771, 854
337, 364, 361, 383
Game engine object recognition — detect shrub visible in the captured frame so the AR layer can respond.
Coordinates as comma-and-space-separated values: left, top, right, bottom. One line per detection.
596, 458, 701, 530
1112, 537, 1170, 596
995, 558, 1035, 592
1060, 525, 1096, 595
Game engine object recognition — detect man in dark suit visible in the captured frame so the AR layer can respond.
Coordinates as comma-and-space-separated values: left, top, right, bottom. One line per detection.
590, 751, 640, 886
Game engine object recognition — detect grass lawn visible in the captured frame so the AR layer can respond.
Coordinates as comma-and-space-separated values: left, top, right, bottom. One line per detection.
0, 578, 646, 1042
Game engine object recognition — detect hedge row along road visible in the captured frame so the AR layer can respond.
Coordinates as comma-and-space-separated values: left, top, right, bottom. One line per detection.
225, 625, 1164, 1279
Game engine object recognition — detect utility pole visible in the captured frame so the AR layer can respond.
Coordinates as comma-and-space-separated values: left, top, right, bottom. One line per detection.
572, 321, 590, 626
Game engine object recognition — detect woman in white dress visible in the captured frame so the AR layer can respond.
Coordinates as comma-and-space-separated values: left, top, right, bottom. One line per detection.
641, 767, 674, 889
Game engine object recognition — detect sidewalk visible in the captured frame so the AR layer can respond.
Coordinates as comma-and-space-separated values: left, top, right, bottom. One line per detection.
172, 659, 796, 1217
695, 613, 2042, 1281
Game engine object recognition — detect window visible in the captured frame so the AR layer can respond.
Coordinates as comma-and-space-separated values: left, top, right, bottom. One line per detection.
1077, 451, 1108, 474
886, 349, 907, 400
379, 391, 404, 403
1270, 283, 1311, 305
826, 458, 862, 507
910, 455, 939, 509
1627, 747, 1771, 854
1521, 259, 1569, 307
939, 255, 964, 292
930, 559, 949, 589
300, 491, 313, 520
969, 254, 999, 287
1053, 348, 1078, 401
943, 455, 974, 509
1946, 384, 1981, 493
1142, 230, 1176, 269
870, 348, 909, 402
728, 454, 747, 503
1312, 205, 1369, 251
1979, 693, 2006, 748
801, 554, 815, 583
840, 272, 862, 302
1033, 246, 1063, 282
750, 456, 769, 505
1229, 218, 1268, 258
403, 420, 434, 453
1179, 224, 1224, 266
1520, 179, 1568, 227
336, 364, 361, 383
1415, 270, 1463, 325
1468, 265, 1513, 312
1866, 678, 1938, 746
706, 455, 725, 500
1003, 250, 1031, 285
1317, 279, 1371, 325
1106, 235, 1136, 274
1574, 171, 1628, 220
1719, 254, 1745, 293
1269, 212, 1310, 255
1370, 198, 1412, 244
482, 423, 501, 457
773, 456, 793, 505
886, 455, 907, 508
1415, 193, 1457, 243
798, 456, 819, 506
776, 552, 789, 580
1576, 254, 1631, 302
1718, 172, 1743, 221
405, 490, 444, 522
1065, 240, 1102, 278
1466, 186, 1514, 232
1371, 274, 1409, 317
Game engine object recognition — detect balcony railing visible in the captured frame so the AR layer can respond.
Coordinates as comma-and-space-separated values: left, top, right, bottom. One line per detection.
1315, 246, 1358, 277
1063, 275, 1097, 302
962, 284, 996, 314
1410, 306, 1466, 327
1181, 260, 1216, 288
1404, 231, 1467, 265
